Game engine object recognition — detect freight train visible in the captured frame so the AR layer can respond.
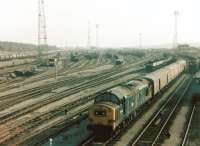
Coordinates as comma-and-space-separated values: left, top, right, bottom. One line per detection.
145, 57, 174, 72
88, 59, 186, 133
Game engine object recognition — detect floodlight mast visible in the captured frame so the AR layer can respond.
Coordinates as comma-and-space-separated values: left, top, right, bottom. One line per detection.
87, 21, 91, 49
173, 11, 179, 49
139, 33, 142, 49
38, 0, 48, 58
96, 24, 99, 49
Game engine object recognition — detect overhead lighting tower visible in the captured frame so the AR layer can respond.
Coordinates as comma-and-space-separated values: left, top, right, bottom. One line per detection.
173, 10, 179, 49
139, 33, 142, 49
38, 0, 48, 57
96, 24, 99, 49
87, 21, 91, 49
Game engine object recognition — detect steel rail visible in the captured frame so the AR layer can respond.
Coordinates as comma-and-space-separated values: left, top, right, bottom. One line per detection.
181, 105, 195, 146
131, 76, 191, 146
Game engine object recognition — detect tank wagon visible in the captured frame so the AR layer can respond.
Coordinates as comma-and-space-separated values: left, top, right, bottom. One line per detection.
88, 59, 186, 133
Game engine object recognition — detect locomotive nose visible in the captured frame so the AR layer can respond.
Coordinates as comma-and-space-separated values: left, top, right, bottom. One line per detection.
88, 103, 117, 131
94, 110, 107, 117
89, 106, 109, 124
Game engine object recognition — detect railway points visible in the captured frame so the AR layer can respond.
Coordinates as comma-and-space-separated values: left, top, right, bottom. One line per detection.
83, 58, 189, 146
110, 75, 189, 146
0, 45, 199, 146
2, 1, 200, 145
0, 51, 154, 145
180, 76, 200, 146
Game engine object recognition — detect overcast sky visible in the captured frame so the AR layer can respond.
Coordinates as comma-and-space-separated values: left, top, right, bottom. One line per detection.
0, 0, 200, 47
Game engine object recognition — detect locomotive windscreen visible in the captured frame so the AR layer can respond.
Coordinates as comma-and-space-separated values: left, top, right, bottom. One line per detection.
95, 92, 120, 105
95, 110, 107, 117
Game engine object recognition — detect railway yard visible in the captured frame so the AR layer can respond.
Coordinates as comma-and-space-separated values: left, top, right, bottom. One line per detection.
0, 47, 199, 146
1, 0, 200, 146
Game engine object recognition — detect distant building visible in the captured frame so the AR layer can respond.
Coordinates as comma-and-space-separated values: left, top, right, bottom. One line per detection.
178, 44, 190, 50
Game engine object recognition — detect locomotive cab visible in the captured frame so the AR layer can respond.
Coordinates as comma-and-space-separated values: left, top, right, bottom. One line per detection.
88, 92, 121, 133
88, 80, 152, 133
88, 102, 120, 133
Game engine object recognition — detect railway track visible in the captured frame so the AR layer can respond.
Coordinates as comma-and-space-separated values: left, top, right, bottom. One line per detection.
9, 58, 93, 84
4, 101, 94, 146
0, 75, 91, 110
181, 105, 196, 146
0, 54, 139, 93
20, 54, 138, 86
81, 136, 96, 146
0, 56, 107, 92
0, 56, 103, 92
0, 58, 152, 145
181, 104, 200, 146
59, 58, 106, 76
0, 65, 144, 124
0, 72, 139, 145
81, 76, 189, 146
130, 76, 192, 146
0, 56, 149, 111
0, 61, 143, 111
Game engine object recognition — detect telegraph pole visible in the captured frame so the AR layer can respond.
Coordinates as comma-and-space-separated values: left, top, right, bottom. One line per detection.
173, 11, 179, 49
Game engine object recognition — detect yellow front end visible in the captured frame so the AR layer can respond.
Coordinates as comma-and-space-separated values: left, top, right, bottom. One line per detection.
88, 103, 118, 131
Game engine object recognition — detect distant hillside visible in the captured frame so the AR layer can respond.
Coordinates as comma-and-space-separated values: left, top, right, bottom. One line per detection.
0, 41, 60, 53
143, 43, 200, 49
